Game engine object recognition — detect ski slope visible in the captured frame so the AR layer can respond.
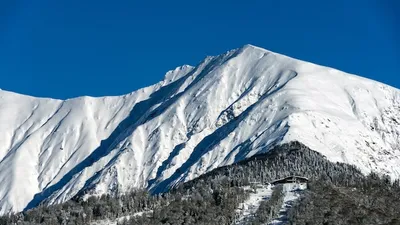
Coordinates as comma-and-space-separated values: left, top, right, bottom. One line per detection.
269, 183, 307, 225
234, 184, 274, 224
0, 45, 399, 214
233, 182, 307, 225
91, 211, 152, 225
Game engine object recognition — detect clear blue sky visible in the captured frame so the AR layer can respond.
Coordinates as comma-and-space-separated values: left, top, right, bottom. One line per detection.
0, 0, 398, 99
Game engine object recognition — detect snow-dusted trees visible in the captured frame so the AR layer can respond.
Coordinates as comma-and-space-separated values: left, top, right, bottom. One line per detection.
1, 141, 399, 225
286, 174, 400, 225
251, 185, 284, 225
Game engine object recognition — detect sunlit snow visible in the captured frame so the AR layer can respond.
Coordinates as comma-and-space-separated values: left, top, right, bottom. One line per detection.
0, 45, 399, 214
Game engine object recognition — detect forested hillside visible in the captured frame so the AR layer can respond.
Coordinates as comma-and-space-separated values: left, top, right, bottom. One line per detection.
287, 175, 400, 225
1, 142, 399, 225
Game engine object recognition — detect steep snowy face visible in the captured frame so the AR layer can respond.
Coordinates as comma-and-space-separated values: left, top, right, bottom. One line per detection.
0, 66, 194, 214
0, 45, 399, 214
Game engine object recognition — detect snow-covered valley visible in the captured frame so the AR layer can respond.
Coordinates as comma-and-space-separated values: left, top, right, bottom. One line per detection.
0, 44, 399, 215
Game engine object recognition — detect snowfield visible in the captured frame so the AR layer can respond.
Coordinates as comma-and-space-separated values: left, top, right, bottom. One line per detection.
0, 44, 399, 214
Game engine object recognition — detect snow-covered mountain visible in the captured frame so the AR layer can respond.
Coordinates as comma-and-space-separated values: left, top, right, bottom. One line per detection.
0, 45, 399, 215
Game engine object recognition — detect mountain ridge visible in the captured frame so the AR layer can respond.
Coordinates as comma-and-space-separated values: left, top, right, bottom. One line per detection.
0, 44, 399, 214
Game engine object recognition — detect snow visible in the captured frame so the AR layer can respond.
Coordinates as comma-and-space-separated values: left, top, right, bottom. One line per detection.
268, 183, 307, 225
233, 182, 307, 225
91, 210, 152, 225
0, 44, 399, 214
234, 184, 274, 224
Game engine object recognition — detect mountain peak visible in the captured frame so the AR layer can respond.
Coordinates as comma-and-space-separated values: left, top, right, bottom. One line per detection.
236, 44, 280, 56
240, 44, 269, 51
0, 45, 399, 215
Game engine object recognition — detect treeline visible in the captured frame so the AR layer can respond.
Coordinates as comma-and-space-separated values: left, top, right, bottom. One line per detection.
0, 141, 399, 225
181, 141, 366, 190
0, 190, 167, 225
120, 185, 248, 225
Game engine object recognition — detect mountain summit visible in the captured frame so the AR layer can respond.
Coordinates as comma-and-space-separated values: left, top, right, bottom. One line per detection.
0, 45, 399, 214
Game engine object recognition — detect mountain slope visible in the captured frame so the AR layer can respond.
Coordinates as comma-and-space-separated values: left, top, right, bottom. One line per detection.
0, 45, 399, 214
3, 142, 399, 225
